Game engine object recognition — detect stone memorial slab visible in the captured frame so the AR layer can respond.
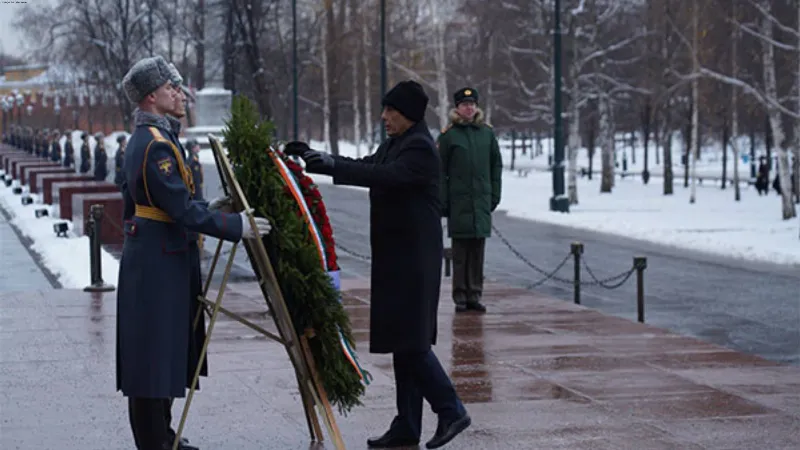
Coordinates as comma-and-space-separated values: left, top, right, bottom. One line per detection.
29, 168, 75, 193
54, 181, 118, 219
19, 161, 59, 184
41, 174, 93, 204
71, 191, 124, 246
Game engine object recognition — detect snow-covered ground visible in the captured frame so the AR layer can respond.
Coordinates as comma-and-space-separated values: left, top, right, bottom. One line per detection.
0, 178, 120, 289
2, 129, 796, 292
290, 138, 799, 267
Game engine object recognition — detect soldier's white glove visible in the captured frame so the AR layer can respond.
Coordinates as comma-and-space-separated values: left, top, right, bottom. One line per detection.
208, 196, 233, 212
240, 211, 271, 239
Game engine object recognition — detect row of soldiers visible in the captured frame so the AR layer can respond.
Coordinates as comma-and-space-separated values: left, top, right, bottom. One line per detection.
1, 124, 204, 198
2, 124, 123, 185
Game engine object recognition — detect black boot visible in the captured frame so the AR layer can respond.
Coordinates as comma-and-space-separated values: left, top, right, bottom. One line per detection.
465, 301, 486, 313
425, 414, 471, 449
367, 428, 420, 448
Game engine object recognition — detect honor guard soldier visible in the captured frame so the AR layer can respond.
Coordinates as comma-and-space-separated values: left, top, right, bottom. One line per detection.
116, 55, 272, 450
438, 87, 503, 313
93, 132, 108, 181
114, 134, 127, 188
63, 130, 75, 168
26, 127, 34, 153
50, 129, 62, 163
79, 132, 91, 173
41, 128, 51, 159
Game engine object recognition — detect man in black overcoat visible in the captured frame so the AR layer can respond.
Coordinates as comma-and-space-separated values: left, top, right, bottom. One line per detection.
285, 80, 471, 450
116, 55, 272, 450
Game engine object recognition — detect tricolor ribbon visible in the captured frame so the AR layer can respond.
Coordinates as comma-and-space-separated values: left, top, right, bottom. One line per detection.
268, 149, 372, 385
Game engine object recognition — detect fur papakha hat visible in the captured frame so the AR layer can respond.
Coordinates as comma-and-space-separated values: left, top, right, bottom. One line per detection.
122, 56, 173, 104
167, 63, 183, 86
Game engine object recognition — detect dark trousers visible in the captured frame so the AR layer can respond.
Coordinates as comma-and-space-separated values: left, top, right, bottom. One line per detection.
452, 238, 486, 305
391, 350, 466, 439
128, 397, 178, 450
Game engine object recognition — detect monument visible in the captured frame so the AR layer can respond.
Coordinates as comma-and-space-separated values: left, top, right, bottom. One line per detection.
185, 73, 232, 150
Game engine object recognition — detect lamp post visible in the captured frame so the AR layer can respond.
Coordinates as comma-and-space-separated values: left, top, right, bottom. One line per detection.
292, 0, 298, 141
380, 0, 387, 141
550, 0, 569, 213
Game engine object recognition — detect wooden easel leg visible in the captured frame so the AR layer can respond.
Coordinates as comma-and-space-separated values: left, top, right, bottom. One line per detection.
296, 366, 324, 441
193, 238, 225, 331
172, 242, 239, 450
300, 334, 346, 450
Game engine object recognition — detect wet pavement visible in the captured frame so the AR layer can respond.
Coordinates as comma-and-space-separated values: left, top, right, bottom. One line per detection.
0, 201, 57, 292
1, 280, 798, 449
199, 164, 800, 366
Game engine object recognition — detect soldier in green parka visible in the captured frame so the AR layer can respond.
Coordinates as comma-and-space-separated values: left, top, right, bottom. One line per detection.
438, 87, 502, 313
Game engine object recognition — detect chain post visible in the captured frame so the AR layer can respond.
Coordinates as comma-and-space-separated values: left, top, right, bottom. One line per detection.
634, 256, 647, 323
571, 242, 583, 304
84, 204, 115, 293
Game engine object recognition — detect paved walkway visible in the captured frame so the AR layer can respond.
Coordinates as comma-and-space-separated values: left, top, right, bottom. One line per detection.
0, 203, 54, 293
1, 279, 798, 449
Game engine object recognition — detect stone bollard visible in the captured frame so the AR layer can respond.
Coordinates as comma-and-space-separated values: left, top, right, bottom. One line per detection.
83, 204, 115, 292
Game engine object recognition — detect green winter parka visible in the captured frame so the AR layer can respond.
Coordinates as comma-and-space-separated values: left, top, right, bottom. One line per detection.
438, 108, 503, 238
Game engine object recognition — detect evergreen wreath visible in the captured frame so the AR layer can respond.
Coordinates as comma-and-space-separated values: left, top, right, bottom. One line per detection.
222, 96, 366, 414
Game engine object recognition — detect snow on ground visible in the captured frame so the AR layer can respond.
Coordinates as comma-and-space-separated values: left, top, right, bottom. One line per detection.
293, 138, 798, 266
0, 179, 120, 289
112, 132, 800, 268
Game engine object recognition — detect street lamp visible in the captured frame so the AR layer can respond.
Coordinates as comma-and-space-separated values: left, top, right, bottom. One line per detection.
292, 0, 298, 141
380, 0, 387, 141
549, 0, 569, 212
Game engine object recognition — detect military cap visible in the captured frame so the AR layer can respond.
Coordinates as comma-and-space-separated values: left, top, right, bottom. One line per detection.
94, 132, 105, 141
122, 55, 173, 104
116, 134, 127, 144
453, 87, 478, 106
167, 63, 183, 86
81, 131, 88, 139
51, 129, 60, 136
64, 129, 72, 135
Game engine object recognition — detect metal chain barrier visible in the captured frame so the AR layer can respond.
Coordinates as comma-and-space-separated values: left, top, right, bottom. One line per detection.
491, 223, 575, 285
580, 257, 636, 289
335, 242, 372, 262
489, 223, 649, 322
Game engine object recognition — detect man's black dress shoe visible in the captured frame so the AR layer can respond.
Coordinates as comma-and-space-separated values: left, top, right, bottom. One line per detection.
425, 414, 471, 449
367, 429, 420, 448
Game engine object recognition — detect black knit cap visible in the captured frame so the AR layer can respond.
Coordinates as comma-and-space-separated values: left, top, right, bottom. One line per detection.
382, 80, 428, 123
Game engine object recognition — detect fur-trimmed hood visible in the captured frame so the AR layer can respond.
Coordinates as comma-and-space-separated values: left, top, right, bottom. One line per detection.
448, 107, 486, 127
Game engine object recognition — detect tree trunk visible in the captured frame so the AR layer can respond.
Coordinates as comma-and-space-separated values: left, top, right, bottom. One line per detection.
321, 15, 331, 153
794, 3, 800, 207
324, 0, 340, 155
760, 2, 796, 219
732, 2, 741, 201
432, 2, 449, 129
349, 0, 361, 157
485, 34, 495, 125
721, 117, 728, 189
641, 101, 651, 183
195, 0, 205, 90
599, 98, 614, 193
567, 88, 580, 204
361, 3, 373, 148
689, 7, 699, 203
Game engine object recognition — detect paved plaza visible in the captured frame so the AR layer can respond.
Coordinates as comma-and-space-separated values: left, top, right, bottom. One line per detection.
1, 277, 798, 449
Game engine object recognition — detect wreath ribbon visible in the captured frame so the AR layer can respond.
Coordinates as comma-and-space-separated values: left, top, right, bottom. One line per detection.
268, 149, 372, 385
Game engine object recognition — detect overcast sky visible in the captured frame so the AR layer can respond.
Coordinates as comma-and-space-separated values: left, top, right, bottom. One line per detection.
0, 1, 53, 60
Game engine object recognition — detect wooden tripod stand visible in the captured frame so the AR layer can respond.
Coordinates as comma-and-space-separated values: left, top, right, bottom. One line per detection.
172, 135, 346, 450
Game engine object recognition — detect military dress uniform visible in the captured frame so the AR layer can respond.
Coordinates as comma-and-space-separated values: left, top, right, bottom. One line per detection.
79, 133, 91, 173
93, 133, 109, 181
114, 136, 126, 188
63, 131, 75, 168
117, 114, 243, 450
50, 130, 62, 163
187, 141, 205, 250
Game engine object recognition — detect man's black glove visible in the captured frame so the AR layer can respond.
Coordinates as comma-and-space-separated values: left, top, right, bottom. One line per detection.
304, 151, 335, 175
284, 141, 311, 158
